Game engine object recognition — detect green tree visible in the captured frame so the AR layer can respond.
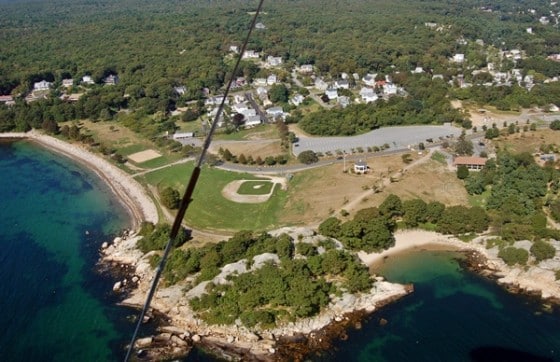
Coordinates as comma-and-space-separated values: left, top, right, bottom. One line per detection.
269, 84, 289, 103
498, 247, 529, 266
402, 199, 428, 227
379, 194, 403, 218
425, 201, 445, 224
318, 217, 341, 238
550, 120, 560, 130
457, 165, 469, 179
297, 150, 319, 164
160, 187, 180, 209
530, 240, 556, 262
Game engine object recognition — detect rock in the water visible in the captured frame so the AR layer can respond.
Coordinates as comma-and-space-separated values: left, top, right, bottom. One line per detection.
154, 333, 171, 342
192, 334, 201, 342
101, 242, 108, 249
379, 318, 388, 326
171, 335, 189, 347
132, 276, 139, 283
135, 336, 153, 348
112, 281, 122, 291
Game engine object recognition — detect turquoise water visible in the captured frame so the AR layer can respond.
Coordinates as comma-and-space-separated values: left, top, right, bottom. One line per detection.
0, 140, 131, 361
316, 251, 560, 361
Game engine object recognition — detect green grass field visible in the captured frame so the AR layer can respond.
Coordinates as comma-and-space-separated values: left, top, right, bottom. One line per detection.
237, 180, 274, 195
141, 162, 288, 231
468, 188, 491, 208
136, 154, 183, 169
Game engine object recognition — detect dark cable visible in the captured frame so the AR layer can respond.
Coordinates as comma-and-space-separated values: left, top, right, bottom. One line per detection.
124, 1, 265, 360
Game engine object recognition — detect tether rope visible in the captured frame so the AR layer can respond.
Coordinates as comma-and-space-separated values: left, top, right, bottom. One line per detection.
124, 1, 265, 360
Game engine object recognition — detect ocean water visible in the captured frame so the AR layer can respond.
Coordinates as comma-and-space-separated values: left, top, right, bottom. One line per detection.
0, 140, 132, 361
314, 251, 560, 362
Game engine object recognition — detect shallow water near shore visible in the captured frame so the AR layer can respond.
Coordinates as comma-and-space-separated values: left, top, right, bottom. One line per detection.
311, 250, 560, 361
0, 140, 131, 361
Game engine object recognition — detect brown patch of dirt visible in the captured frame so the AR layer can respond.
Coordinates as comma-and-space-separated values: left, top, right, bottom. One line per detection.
492, 129, 560, 155
210, 140, 284, 159
281, 155, 469, 226
363, 160, 470, 208
76, 120, 148, 148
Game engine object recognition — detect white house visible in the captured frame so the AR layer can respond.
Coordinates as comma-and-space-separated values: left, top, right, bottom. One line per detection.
412, 67, 424, 74
103, 74, 118, 85
266, 106, 284, 118
229, 45, 239, 53
241, 108, 257, 118
174, 86, 187, 95
232, 102, 250, 114
452, 54, 465, 63
256, 87, 268, 100
354, 160, 368, 174
33, 80, 52, 91
62, 79, 74, 88
325, 87, 338, 100
383, 83, 398, 96
244, 116, 262, 128
290, 94, 305, 106
267, 56, 283, 67
267, 74, 278, 85
242, 50, 260, 59
299, 64, 313, 73
314, 78, 328, 91
360, 87, 378, 103
205, 95, 229, 106
335, 79, 349, 89
362, 73, 377, 86
172, 132, 195, 140
253, 78, 268, 87
82, 75, 95, 85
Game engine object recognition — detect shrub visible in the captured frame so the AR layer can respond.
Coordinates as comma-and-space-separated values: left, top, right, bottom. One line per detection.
297, 150, 319, 164
498, 247, 529, 266
530, 240, 556, 262
160, 187, 180, 209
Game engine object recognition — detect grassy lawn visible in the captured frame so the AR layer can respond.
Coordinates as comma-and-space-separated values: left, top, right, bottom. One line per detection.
237, 180, 274, 195
468, 188, 491, 208
213, 124, 278, 141
118, 144, 149, 156
431, 151, 447, 164
135, 154, 183, 169
176, 119, 205, 134
141, 163, 288, 231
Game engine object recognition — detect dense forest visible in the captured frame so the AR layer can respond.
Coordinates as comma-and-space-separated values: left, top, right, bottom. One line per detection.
1, 0, 559, 135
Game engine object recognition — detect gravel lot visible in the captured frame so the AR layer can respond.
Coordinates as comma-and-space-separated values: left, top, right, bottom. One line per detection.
293, 125, 462, 156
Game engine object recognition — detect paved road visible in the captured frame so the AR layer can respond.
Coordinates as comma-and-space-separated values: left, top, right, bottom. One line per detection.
245, 92, 268, 123
293, 125, 462, 156
291, 71, 332, 110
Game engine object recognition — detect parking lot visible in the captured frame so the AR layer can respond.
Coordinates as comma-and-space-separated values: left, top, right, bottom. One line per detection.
293, 125, 462, 156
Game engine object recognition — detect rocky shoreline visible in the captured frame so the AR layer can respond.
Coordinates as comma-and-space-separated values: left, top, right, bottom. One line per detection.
98, 227, 557, 362
99, 229, 414, 361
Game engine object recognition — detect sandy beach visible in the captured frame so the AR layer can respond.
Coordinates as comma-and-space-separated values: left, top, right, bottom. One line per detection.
358, 229, 477, 268
0, 131, 158, 228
